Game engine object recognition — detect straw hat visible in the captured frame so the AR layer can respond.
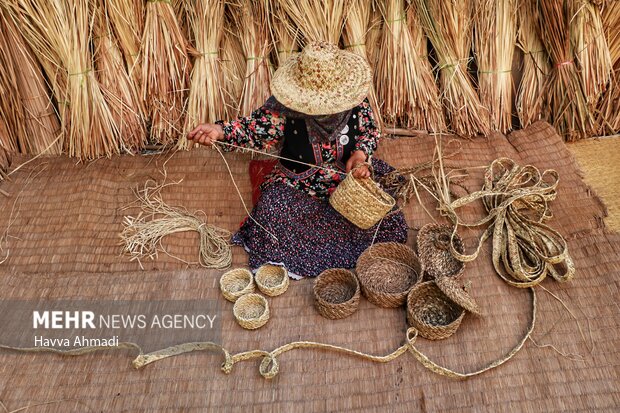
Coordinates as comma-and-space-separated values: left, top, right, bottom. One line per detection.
270, 41, 372, 115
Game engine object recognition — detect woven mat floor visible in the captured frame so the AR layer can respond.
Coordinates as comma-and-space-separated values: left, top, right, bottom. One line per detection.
568, 136, 620, 232
0, 121, 618, 412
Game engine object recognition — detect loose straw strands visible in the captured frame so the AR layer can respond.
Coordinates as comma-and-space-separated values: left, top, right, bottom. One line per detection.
93, 3, 146, 153
343, 0, 383, 129
597, 2, 620, 134
121, 180, 232, 269
269, 3, 299, 67
537, 0, 595, 141
140, 0, 192, 145
516, 0, 551, 128
103, 0, 144, 82
366, 1, 383, 71
229, 0, 273, 117
412, 0, 490, 137
375, 0, 444, 131
276, 0, 349, 44
220, 26, 246, 117
178, 0, 227, 150
0, 13, 24, 154
0, 10, 61, 155
8, 0, 122, 159
473, 0, 517, 134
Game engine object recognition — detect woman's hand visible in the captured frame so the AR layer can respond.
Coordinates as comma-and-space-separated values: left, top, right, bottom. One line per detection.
346, 150, 371, 179
187, 123, 224, 146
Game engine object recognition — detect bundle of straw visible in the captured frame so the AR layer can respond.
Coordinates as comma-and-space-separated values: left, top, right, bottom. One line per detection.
121, 180, 232, 270
269, 3, 299, 67
366, 1, 384, 71
276, 0, 349, 45
177, 0, 228, 150
537, 0, 595, 140
376, 0, 444, 131
8, 0, 122, 159
220, 26, 246, 117
343, 0, 383, 129
0, 144, 9, 182
140, 0, 192, 145
473, 0, 517, 134
570, 0, 612, 126
93, 3, 146, 152
229, 0, 273, 117
412, 0, 490, 137
516, 0, 551, 128
1, 9, 61, 155
596, 1, 620, 134
103, 0, 144, 81
0, 12, 24, 154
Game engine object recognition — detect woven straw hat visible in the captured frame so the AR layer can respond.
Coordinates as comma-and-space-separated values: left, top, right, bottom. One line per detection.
270, 41, 372, 115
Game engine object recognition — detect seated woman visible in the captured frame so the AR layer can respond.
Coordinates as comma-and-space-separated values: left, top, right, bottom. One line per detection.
188, 42, 408, 278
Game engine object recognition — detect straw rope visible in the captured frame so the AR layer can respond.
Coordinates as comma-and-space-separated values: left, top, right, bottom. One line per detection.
0, 287, 536, 380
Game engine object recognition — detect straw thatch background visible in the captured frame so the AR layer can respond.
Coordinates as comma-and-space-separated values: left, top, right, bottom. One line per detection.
0, 122, 619, 411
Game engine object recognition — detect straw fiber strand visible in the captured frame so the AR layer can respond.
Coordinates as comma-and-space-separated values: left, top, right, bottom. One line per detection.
0, 122, 618, 411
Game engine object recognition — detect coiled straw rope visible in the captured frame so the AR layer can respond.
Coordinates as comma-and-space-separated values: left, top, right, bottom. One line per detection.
0, 287, 536, 380
120, 179, 232, 269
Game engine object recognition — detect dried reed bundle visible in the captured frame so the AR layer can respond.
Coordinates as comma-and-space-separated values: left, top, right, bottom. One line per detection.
366, 1, 384, 69
0, 145, 10, 182
602, 1, 620, 67
412, 0, 490, 137
0, 12, 24, 154
121, 180, 232, 269
93, 3, 146, 152
140, 0, 192, 145
473, 0, 517, 133
537, 0, 595, 140
596, 1, 620, 134
1, 10, 61, 155
516, 0, 551, 128
172, 0, 192, 44
8, 0, 122, 159
220, 25, 246, 117
177, 0, 228, 150
276, 0, 349, 44
343, 0, 383, 129
571, 0, 612, 121
229, 0, 273, 117
103, 0, 144, 79
270, 3, 299, 67
376, 0, 444, 131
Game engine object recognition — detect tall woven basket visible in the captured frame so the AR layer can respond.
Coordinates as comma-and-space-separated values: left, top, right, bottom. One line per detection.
313, 269, 360, 320
329, 163, 395, 229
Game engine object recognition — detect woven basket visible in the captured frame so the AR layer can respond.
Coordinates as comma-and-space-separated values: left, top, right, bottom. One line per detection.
313, 269, 360, 319
406, 281, 465, 340
417, 223, 465, 279
219, 268, 255, 302
233, 293, 270, 330
329, 164, 395, 229
356, 247, 423, 308
255, 264, 289, 297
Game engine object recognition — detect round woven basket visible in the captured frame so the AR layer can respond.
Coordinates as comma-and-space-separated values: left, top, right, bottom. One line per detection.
233, 293, 270, 330
255, 264, 289, 297
356, 242, 421, 275
313, 269, 360, 319
219, 268, 255, 302
406, 281, 465, 340
329, 164, 395, 230
417, 223, 465, 279
356, 250, 422, 308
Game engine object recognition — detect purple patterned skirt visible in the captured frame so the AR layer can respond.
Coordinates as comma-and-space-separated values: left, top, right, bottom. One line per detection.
232, 158, 408, 278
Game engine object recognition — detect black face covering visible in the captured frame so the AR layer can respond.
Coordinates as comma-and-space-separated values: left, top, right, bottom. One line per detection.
263, 96, 352, 143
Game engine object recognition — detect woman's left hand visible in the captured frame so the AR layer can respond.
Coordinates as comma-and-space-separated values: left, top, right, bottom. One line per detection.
346, 150, 371, 179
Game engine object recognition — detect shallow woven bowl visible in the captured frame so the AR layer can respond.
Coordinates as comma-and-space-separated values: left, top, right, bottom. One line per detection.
233, 293, 270, 330
357, 254, 422, 308
329, 174, 395, 229
406, 281, 464, 340
417, 223, 465, 280
313, 269, 360, 320
255, 265, 289, 297
220, 268, 255, 302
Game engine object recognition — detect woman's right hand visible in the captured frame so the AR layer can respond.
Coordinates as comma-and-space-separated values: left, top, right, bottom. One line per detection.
187, 123, 224, 146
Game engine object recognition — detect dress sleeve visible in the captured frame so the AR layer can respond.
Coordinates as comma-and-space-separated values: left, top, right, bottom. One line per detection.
354, 98, 380, 158
215, 102, 286, 152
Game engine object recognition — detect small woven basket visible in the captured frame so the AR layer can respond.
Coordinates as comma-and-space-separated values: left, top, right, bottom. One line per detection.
356, 248, 422, 308
329, 163, 395, 229
406, 281, 465, 340
255, 264, 289, 297
417, 223, 465, 279
314, 269, 360, 319
219, 268, 255, 302
233, 293, 269, 330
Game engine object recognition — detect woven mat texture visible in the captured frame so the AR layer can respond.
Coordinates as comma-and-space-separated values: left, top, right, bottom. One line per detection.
0, 121, 618, 412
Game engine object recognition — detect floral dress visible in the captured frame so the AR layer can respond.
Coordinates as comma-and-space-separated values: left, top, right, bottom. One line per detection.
216, 97, 409, 278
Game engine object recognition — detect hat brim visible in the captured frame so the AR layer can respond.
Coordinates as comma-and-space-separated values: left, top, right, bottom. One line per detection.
270, 51, 372, 116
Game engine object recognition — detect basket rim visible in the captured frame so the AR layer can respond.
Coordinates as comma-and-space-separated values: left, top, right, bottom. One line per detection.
255, 264, 288, 287
349, 175, 396, 207
314, 269, 360, 306
233, 293, 269, 320
407, 281, 465, 327
359, 260, 420, 295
